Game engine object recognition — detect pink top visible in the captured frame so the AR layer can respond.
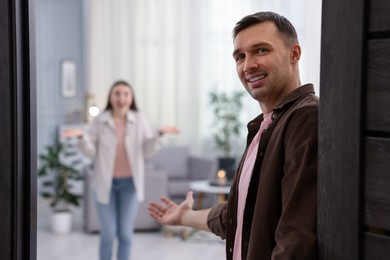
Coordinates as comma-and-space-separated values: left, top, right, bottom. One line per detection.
113, 118, 132, 178
233, 112, 273, 260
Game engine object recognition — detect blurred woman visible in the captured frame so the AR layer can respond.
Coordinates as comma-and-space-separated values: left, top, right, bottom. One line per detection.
63, 80, 179, 260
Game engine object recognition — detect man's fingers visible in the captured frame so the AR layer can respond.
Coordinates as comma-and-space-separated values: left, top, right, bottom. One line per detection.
160, 197, 176, 207
148, 204, 166, 222
149, 202, 167, 213
148, 207, 161, 217
186, 191, 194, 200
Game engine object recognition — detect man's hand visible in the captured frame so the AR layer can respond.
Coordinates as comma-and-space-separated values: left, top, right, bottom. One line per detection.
148, 191, 194, 226
148, 191, 212, 231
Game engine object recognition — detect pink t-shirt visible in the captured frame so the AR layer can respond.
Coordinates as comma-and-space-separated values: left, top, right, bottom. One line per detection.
233, 112, 273, 260
113, 119, 132, 178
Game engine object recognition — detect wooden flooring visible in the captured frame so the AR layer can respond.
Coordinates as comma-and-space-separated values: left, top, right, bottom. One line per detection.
37, 198, 226, 260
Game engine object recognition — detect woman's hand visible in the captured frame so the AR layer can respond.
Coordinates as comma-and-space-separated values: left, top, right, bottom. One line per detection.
61, 128, 84, 139
158, 126, 180, 136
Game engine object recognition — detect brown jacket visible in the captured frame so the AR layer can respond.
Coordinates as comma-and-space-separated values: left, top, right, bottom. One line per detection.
207, 84, 318, 260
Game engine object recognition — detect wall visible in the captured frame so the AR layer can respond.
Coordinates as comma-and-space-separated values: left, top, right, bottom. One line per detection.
36, 0, 86, 158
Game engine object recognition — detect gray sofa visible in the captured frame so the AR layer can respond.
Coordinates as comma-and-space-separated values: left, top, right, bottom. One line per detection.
83, 145, 217, 233
84, 164, 168, 232
147, 146, 218, 207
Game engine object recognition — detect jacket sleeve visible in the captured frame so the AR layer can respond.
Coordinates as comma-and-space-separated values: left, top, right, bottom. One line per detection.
77, 118, 99, 159
138, 112, 161, 158
272, 107, 318, 259
207, 202, 228, 239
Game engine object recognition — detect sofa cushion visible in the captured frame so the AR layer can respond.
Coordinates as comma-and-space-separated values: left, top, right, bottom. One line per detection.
150, 146, 189, 179
168, 179, 192, 197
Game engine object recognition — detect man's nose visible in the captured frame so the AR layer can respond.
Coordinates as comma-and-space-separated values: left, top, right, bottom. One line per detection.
243, 56, 258, 72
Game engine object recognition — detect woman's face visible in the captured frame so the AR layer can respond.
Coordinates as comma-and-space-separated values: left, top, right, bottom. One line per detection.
109, 84, 133, 115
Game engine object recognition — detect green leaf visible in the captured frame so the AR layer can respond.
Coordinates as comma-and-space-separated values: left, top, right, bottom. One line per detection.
209, 90, 245, 156
41, 192, 53, 198
38, 166, 47, 177
42, 181, 54, 187
38, 140, 83, 209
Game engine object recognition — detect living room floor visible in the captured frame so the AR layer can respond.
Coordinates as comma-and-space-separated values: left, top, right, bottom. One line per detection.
37, 198, 225, 260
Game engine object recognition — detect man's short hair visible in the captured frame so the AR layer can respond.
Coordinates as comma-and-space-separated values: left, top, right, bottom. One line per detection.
233, 11, 299, 45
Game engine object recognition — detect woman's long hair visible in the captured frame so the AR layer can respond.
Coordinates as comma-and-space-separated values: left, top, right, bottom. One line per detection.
104, 80, 138, 111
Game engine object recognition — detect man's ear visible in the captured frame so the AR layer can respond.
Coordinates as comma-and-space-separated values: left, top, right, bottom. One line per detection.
291, 44, 301, 64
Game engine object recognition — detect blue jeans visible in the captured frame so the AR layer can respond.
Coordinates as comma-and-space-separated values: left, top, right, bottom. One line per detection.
95, 177, 139, 260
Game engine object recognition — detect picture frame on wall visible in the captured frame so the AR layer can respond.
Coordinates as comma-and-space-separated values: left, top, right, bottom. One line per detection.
61, 60, 77, 98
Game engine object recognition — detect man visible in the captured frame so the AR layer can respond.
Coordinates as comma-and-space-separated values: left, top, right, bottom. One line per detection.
148, 11, 318, 260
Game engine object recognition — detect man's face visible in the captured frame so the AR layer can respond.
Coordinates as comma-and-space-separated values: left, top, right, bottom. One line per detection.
233, 21, 297, 107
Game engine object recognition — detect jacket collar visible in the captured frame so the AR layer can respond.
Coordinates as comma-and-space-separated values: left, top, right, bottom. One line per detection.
273, 84, 315, 112
248, 84, 315, 127
100, 110, 137, 126
245, 83, 315, 149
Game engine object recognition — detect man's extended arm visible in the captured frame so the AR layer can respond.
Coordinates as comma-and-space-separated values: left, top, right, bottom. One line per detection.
148, 191, 211, 232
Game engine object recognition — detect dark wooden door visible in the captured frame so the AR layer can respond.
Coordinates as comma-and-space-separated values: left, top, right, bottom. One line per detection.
0, 0, 37, 259
319, 0, 390, 259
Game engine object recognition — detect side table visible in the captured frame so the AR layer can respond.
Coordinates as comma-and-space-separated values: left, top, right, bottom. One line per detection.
189, 179, 231, 209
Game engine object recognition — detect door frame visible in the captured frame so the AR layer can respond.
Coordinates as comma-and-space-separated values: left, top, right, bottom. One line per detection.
0, 0, 37, 259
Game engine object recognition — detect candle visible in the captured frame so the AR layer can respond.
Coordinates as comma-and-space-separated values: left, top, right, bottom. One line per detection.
217, 170, 227, 186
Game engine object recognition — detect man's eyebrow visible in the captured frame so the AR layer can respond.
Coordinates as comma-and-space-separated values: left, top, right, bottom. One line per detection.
232, 42, 271, 57
232, 48, 241, 57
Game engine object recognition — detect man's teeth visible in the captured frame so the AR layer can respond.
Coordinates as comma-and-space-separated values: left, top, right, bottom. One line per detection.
248, 75, 265, 82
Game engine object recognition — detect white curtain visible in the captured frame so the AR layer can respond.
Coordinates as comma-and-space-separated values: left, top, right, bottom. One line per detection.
87, 0, 322, 156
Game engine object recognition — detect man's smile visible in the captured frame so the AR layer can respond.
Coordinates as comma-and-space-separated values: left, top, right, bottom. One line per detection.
246, 73, 268, 87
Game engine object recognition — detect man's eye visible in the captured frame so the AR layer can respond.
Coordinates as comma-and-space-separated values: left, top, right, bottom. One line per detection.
257, 48, 268, 54
235, 54, 245, 62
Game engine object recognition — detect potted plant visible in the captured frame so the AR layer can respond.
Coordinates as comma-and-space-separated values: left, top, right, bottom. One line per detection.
38, 140, 83, 234
209, 90, 245, 180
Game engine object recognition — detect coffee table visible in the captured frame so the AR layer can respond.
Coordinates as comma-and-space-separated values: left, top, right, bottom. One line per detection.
189, 179, 231, 209
167, 180, 231, 239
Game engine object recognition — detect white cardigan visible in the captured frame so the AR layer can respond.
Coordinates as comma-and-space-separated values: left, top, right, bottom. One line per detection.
78, 110, 161, 204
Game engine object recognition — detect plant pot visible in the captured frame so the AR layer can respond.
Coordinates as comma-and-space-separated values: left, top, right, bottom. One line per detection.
218, 157, 236, 180
50, 211, 73, 234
